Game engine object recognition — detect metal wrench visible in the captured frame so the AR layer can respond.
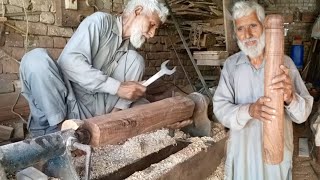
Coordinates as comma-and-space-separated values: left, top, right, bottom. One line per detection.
142, 60, 176, 86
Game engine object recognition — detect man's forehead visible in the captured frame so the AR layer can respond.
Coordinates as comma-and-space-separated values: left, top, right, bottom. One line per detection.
235, 12, 261, 26
149, 11, 161, 24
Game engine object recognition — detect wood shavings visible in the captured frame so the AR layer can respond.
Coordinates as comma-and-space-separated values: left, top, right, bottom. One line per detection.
127, 138, 208, 180
73, 129, 176, 179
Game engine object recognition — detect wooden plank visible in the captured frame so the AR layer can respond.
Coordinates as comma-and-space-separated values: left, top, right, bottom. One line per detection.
83, 96, 195, 146
223, 0, 238, 54
0, 125, 13, 141
196, 59, 225, 66
264, 15, 284, 164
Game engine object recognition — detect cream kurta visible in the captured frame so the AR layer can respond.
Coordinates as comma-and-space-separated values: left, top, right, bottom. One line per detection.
213, 52, 313, 180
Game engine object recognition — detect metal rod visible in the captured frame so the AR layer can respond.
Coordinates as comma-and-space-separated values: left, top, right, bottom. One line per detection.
164, 0, 212, 99
168, 33, 197, 92
72, 142, 92, 180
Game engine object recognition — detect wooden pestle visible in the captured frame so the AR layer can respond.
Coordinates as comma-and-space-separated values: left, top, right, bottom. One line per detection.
263, 14, 285, 164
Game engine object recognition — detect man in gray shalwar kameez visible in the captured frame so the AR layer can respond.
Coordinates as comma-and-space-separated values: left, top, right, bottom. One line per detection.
213, 2, 313, 180
19, 0, 169, 137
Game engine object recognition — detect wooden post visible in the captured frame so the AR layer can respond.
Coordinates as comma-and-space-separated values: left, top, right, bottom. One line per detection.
83, 96, 195, 147
264, 14, 285, 164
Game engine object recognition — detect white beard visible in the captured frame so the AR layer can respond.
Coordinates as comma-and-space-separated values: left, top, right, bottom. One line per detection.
237, 31, 265, 58
130, 23, 146, 48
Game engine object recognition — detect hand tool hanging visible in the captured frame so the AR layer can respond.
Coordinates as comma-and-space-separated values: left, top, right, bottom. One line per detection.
164, 0, 213, 99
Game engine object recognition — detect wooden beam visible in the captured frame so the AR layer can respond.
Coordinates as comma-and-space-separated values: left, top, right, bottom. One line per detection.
83, 96, 195, 146
264, 14, 284, 164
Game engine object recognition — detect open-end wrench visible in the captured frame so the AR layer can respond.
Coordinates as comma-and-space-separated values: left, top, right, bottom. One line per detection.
142, 60, 176, 86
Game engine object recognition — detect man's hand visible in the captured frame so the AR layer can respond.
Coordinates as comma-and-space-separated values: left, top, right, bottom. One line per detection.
117, 81, 146, 101
269, 65, 294, 105
249, 97, 277, 123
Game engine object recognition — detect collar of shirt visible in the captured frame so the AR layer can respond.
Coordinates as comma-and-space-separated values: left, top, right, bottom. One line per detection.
112, 16, 134, 52
236, 51, 265, 70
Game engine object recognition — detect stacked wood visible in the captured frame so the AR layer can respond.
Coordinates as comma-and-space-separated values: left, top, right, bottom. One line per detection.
168, 0, 223, 19
166, 0, 225, 50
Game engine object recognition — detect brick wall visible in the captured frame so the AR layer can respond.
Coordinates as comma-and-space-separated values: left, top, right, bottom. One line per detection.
0, 0, 203, 122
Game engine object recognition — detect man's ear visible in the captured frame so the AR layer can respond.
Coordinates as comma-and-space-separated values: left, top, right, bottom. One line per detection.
134, 6, 143, 16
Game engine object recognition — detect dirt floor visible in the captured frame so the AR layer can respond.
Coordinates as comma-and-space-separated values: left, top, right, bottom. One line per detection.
292, 123, 320, 180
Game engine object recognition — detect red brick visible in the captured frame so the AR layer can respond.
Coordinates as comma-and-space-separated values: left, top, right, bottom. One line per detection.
53, 37, 66, 48
0, 79, 14, 94
0, 73, 18, 80
47, 48, 62, 60
1, 59, 19, 73
5, 33, 24, 47
11, 47, 25, 60
38, 36, 53, 48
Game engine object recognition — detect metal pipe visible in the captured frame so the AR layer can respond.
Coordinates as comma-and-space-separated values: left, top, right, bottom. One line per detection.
164, 0, 213, 99
0, 132, 66, 173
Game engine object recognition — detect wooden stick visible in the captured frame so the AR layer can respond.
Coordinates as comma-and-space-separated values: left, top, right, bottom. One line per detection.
264, 14, 285, 164
83, 96, 195, 146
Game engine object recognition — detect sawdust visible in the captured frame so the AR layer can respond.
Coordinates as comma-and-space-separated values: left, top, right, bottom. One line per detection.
126, 138, 208, 180
73, 129, 176, 179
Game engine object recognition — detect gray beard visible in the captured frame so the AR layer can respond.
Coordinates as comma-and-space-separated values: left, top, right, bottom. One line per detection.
130, 24, 146, 48
237, 32, 265, 58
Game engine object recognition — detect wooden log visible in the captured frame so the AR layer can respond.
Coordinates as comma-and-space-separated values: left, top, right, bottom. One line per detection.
264, 14, 285, 164
83, 96, 195, 147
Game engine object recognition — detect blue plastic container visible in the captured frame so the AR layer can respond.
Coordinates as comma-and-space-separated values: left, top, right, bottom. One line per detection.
290, 45, 304, 69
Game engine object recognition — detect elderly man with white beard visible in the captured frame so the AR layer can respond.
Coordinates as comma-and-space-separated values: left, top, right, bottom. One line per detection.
213, 1, 313, 180
19, 0, 169, 137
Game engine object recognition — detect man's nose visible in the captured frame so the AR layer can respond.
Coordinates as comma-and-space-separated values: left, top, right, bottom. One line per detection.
147, 29, 155, 38
244, 28, 252, 39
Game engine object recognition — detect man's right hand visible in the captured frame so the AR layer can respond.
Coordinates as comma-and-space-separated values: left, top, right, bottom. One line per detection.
249, 97, 277, 123
117, 81, 146, 101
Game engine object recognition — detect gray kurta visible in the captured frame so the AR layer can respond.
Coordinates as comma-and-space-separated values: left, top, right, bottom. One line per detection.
20, 12, 145, 136
213, 52, 313, 180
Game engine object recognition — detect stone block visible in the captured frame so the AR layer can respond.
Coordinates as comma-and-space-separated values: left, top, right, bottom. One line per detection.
38, 36, 53, 48
0, 79, 14, 93
5, 33, 24, 47
15, 21, 47, 35
25, 15, 40, 22
47, 48, 62, 60
6, 5, 23, 14
53, 37, 66, 48
47, 25, 73, 37
0, 63, 2, 73
11, 47, 25, 60
40, 12, 54, 24
31, 0, 52, 12
9, 0, 31, 8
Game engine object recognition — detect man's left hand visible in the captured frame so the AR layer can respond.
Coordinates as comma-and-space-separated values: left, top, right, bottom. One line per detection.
269, 65, 294, 105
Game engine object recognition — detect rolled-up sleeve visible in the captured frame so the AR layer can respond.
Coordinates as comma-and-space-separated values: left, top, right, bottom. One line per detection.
58, 12, 120, 95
